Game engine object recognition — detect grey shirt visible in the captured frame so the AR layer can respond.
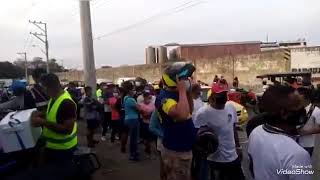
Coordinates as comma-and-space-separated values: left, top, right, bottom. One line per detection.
80, 96, 99, 120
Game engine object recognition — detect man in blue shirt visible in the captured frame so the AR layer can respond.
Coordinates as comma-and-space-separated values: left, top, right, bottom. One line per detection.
155, 62, 196, 180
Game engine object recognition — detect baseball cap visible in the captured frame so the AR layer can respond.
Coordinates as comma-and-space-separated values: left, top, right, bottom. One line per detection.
212, 80, 229, 94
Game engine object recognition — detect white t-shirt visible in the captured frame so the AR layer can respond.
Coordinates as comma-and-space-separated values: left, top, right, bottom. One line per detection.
299, 104, 320, 148
192, 97, 204, 128
195, 102, 238, 162
248, 125, 312, 180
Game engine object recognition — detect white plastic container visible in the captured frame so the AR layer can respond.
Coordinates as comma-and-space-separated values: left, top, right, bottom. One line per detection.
0, 109, 42, 153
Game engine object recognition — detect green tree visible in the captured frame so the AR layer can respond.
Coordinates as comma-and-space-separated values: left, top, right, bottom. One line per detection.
0, 61, 24, 79
13, 57, 66, 73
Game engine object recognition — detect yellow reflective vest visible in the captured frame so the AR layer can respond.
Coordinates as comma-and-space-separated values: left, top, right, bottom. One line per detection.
96, 89, 102, 98
42, 91, 78, 150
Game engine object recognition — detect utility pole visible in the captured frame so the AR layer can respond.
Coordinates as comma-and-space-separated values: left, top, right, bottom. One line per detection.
79, 0, 97, 94
29, 20, 50, 73
17, 52, 28, 83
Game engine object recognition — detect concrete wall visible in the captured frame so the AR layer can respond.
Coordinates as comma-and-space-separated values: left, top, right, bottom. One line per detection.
291, 46, 320, 70
194, 50, 289, 89
57, 50, 288, 89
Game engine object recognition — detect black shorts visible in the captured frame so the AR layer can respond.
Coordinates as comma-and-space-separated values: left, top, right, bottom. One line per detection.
86, 119, 99, 130
141, 122, 156, 141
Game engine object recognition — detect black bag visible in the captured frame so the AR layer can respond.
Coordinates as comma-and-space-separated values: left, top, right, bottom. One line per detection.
194, 126, 219, 157
72, 148, 101, 180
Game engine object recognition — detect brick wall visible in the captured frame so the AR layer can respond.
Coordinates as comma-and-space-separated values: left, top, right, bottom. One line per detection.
177, 43, 261, 60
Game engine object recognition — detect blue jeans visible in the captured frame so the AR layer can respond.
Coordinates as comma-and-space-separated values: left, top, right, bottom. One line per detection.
125, 119, 140, 158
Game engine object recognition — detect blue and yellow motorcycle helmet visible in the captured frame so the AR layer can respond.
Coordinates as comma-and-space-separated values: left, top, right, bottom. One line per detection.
162, 62, 195, 88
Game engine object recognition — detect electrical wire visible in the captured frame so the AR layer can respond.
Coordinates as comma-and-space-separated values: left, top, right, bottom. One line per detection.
94, 0, 205, 40
21, 2, 39, 53
22, 23, 31, 52
70, 0, 110, 18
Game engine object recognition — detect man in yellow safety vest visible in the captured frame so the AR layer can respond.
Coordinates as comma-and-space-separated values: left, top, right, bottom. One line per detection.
31, 73, 78, 162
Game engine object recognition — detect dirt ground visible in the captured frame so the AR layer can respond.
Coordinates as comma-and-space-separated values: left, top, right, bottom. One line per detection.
77, 120, 161, 180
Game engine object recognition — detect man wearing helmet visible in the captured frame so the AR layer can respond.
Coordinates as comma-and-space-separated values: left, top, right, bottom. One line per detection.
155, 62, 196, 180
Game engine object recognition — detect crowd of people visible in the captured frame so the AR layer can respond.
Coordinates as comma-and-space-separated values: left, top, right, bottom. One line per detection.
1, 62, 319, 180
77, 63, 252, 180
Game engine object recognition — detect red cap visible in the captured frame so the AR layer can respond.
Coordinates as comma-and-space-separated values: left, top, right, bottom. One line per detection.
212, 80, 229, 93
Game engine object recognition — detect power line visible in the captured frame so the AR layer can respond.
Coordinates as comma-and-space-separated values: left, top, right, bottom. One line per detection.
67, 0, 205, 46
94, 0, 205, 40
70, 0, 110, 18
26, 35, 35, 53
23, 24, 31, 51
21, 1, 40, 52
92, 0, 110, 10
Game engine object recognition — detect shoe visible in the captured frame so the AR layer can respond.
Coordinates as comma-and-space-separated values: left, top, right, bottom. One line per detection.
101, 136, 106, 141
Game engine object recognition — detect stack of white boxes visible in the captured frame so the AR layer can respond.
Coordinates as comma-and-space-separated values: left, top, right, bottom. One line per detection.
0, 109, 42, 153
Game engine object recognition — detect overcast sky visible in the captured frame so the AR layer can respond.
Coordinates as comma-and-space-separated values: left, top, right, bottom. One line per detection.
0, 0, 319, 69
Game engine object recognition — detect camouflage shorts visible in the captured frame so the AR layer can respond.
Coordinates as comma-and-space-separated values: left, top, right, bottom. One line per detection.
161, 148, 192, 180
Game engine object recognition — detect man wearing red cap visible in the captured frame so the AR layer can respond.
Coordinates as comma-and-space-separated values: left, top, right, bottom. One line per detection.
194, 80, 245, 180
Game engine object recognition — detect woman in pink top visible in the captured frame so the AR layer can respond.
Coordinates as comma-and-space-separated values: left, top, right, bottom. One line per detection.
139, 92, 156, 157
109, 90, 121, 143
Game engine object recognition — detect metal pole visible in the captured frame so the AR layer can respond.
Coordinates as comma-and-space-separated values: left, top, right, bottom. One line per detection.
29, 20, 50, 73
17, 52, 28, 83
24, 53, 28, 83
44, 23, 50, 73
79, 0, 97, 95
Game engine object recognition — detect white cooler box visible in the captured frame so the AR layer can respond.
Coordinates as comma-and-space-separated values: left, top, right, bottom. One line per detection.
0, 109, 42, 153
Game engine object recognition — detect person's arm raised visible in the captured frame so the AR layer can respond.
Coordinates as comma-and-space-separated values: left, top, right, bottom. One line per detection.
167, 77, 190, 121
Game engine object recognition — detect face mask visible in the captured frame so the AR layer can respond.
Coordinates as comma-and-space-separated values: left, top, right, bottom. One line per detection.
215, 94, 228, 105
285, 108, 307, 128
135, 82, 141, 87
113, 93, 119, 97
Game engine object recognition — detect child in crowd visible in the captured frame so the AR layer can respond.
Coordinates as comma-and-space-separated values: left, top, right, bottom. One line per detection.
139, 91, 156, 158
81, 86, 100, 148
